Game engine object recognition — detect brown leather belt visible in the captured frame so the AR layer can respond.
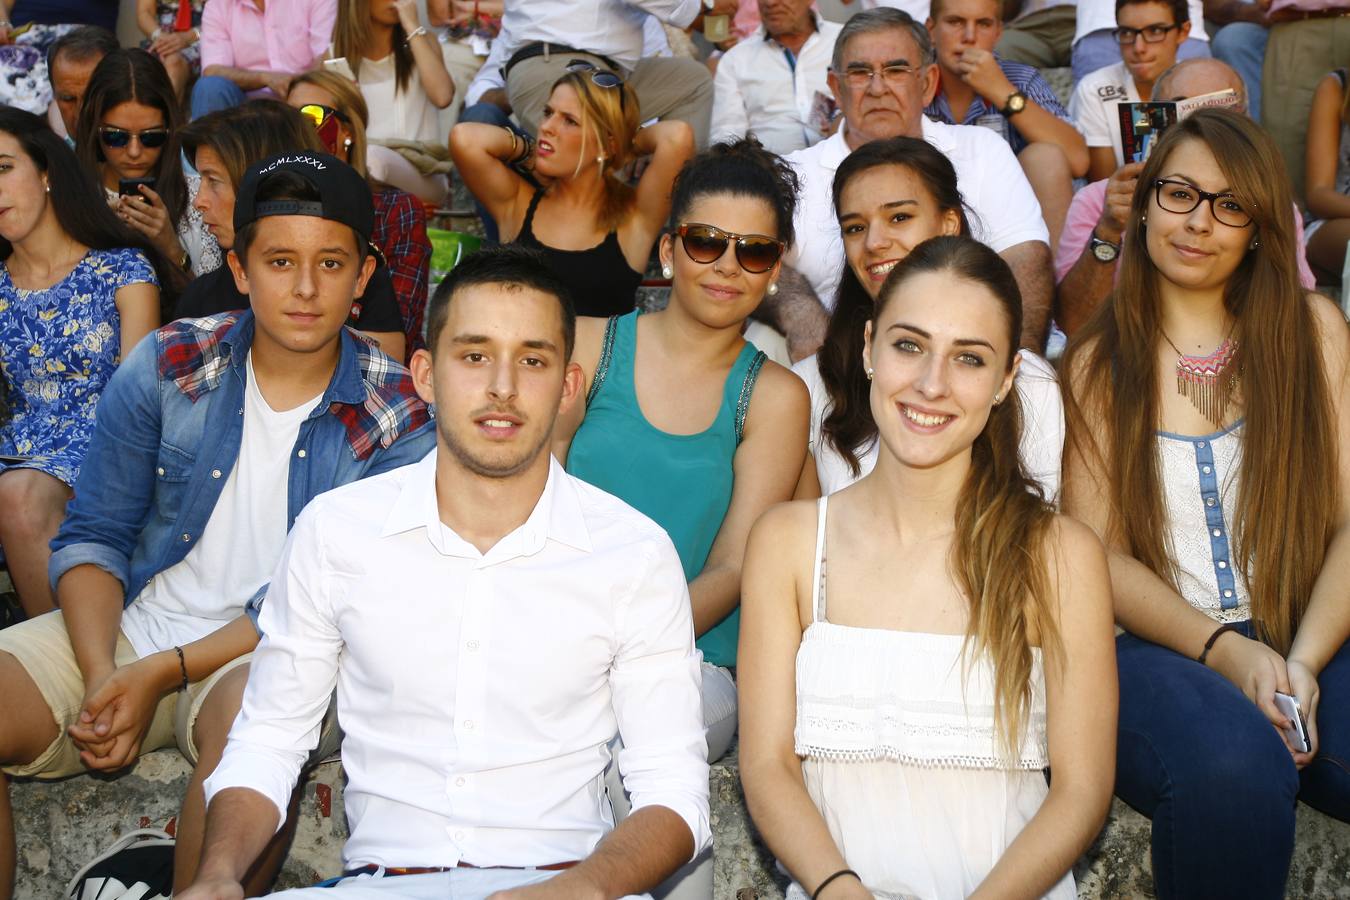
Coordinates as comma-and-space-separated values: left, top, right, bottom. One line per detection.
1269, 6, 1350, 22
345, 860, 582, 877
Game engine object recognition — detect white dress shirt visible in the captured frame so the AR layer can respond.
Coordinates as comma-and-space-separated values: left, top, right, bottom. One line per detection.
497, 0, 701, 72
784, 119, 1049, 308
205, 451, 710, 872
711, 15, 844, 155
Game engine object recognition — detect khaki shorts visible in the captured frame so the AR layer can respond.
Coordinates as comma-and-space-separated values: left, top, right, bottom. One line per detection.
0, 610, 338, 779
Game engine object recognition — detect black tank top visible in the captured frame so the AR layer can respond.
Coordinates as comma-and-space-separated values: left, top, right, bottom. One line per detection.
513, 189, 643, 317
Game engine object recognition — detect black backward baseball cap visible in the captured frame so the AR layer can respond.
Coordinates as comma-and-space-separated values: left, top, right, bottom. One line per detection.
233, 151, 374, 247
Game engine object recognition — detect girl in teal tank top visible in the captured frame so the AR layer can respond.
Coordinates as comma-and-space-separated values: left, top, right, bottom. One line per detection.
555, 139, 810, 763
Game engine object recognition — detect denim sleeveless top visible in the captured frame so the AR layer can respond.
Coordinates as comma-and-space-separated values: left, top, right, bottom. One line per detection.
566, 311, 766, 667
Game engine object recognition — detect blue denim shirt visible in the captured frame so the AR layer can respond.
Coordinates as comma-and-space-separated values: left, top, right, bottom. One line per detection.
49, 312, 436, 620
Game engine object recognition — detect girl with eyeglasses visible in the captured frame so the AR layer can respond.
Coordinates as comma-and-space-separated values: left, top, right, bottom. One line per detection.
289, 68, 433, 359
792, 136, 1064, 501
330, 0, 455, 206
74, 48, 216, 288
0, 107, 166, 619
1063, 109, 1350, 899
739, 235, 1115, 900
451, 67, 696, 318
554, 137, 809, 775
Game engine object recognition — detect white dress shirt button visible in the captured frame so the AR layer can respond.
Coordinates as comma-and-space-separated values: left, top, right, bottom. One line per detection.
463, 720, 474, 730
466, 640, 480, 651
455, 776, 466, 787
454, 830, 466, 841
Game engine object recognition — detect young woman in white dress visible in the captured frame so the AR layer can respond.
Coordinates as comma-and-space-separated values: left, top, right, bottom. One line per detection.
740, 235, 1117, 900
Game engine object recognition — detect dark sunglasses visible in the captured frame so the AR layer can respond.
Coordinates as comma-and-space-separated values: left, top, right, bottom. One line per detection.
98, 126, 170, 149
297, 103, 350, 129
676, 223, 784, 274
565, 59, 626, 111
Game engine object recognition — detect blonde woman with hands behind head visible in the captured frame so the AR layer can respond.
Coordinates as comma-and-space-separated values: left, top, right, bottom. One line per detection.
740, 235, 1117, 900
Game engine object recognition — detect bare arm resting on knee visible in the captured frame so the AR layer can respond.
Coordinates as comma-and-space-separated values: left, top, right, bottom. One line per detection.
176, 786, 281, 900
751, 264, 829, 362
488, 807, 695, 900
999, 240, 1053, 351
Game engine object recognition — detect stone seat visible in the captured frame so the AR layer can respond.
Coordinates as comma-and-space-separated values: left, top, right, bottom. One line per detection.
11, 747, 1350, 898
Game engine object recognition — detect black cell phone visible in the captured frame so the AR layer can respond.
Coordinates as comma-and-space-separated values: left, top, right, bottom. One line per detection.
118, 177, 156, 197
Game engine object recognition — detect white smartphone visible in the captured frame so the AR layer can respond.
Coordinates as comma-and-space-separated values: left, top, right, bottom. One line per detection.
1273, 691, 1311, 754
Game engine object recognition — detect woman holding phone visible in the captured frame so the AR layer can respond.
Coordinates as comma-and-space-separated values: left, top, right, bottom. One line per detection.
74, 48, 213, 287
1063, 109, 1350, 899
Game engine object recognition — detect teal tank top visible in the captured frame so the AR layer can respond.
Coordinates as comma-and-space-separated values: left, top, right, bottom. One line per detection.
566, 311, 766, 668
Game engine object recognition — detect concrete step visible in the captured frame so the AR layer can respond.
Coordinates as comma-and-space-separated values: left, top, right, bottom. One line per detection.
11, 749, 1350, 898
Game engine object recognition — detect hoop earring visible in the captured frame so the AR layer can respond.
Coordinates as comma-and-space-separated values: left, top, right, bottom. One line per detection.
661, 265, 672, 279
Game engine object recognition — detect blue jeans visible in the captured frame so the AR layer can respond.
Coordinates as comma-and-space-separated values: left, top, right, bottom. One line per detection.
1115, 625, 1350, 899
1072, 31, 1212, 82
190, 74, 246, 120
457, 101, 528, 244
1211, 22, 1268, 123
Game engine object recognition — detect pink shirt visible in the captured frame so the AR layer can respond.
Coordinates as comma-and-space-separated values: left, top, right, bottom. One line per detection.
200, 0, 337, 78
1055, 178, 1317, 289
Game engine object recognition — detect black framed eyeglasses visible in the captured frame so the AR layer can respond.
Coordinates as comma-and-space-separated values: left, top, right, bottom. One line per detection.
676, 223, 784, 274
1154, 179, 1254, 228
297, 103, 350, 129
1112, 23, 1180, 45
98, 126, 170, 149
565, 59, 626, 111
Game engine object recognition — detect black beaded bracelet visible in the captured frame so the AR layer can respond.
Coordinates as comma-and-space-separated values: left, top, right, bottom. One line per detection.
173, 645, 189, 692
1198, 622, 1241, 667
811, 869, 860, 900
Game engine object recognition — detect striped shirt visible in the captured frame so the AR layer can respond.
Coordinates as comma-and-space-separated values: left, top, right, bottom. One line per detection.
925, 55, 1076, 156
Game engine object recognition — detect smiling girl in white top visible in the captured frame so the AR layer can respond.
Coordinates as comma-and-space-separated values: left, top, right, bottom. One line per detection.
740, 235, 1117, 900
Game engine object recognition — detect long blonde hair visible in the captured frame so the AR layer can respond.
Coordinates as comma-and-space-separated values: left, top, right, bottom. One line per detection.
875, 236, 1061, 757
1063, 109, 1338, 653
333, 0, 412, 90
550, 70, 639, 232
291, 68, 371, 177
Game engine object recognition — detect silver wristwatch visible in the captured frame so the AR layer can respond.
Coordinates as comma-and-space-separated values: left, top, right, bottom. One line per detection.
1089, 230, 1120, 263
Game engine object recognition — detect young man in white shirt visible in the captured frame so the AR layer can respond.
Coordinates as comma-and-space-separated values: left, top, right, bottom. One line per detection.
1069, 0, 1192, 181
179, 246, 710, 900
711, 0, 844, 154
1071, 0, 1208, 81
782, 7, 1052, 350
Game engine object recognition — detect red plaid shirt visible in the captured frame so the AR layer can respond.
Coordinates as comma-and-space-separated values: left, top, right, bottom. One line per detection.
372, 188, 432, 357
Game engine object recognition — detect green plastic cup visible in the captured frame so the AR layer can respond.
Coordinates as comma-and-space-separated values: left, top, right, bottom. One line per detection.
427, 229, 484, 285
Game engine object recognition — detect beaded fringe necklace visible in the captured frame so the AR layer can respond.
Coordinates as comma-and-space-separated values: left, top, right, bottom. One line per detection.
1161, 331, 1240, 428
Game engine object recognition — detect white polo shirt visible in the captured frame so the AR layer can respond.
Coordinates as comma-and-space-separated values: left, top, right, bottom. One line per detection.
711, 15, 844, 155
784, 118, 1049, 308
1068, 61, 1141, 170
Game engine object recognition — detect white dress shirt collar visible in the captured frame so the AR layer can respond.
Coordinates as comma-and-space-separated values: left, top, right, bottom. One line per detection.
381, 452, 593, 557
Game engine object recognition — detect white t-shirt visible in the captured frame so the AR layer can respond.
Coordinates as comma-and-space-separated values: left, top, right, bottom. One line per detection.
1073, 0, 1207, 44
1068, 61, 1141, 170
120, 355, 322, 657
359, 47, 455, 144
792, 350, 1065, 502
784, 119, 1049, 308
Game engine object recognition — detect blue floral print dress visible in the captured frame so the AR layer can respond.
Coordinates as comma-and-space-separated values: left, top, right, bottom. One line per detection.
0, 248, 157, 486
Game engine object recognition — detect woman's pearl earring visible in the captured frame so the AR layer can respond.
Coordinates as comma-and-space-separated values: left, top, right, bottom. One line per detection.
767, 282, 778, 296
865, 367, 874, 381
661, 265, 672, 279
1250, 237, 1260, 250
343, 137, 353, 150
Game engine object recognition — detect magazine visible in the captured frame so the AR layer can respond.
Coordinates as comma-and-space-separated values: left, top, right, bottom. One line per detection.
1117, 88, 1241, 163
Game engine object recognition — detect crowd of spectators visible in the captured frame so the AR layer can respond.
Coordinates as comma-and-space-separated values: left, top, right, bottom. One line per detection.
0, 1, 1347, 899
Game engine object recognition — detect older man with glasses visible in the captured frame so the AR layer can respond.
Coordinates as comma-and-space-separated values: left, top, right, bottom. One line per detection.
778, 7, 1053, 351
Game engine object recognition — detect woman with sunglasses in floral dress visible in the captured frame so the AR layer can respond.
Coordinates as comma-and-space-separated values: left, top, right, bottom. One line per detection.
75, 49, 214, 292
289, 68, 432, 359
1063, 109, 1350, 899
451, 66, 696, 317
553, 138, 809, 773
